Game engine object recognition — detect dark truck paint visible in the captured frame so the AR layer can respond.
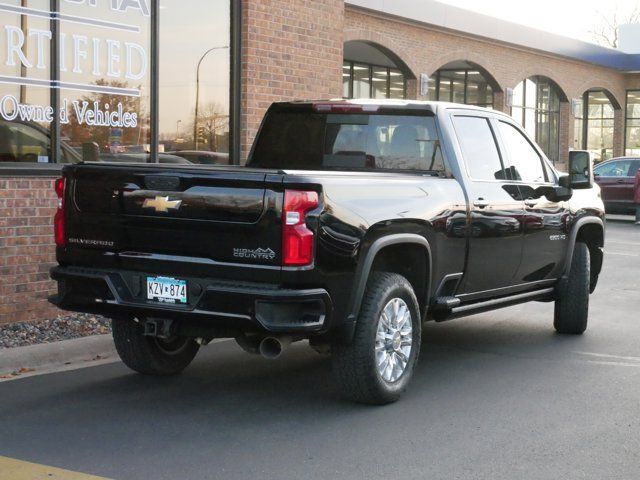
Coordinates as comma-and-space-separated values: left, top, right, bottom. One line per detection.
50, 100, 605, 403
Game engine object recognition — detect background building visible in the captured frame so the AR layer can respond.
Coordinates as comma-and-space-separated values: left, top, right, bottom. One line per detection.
1, 0, 639, 326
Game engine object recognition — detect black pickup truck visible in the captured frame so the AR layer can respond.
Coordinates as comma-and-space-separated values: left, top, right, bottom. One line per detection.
50, 100, 605, 404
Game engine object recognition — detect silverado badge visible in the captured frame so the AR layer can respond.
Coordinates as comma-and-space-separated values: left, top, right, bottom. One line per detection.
142, 196, 182, 213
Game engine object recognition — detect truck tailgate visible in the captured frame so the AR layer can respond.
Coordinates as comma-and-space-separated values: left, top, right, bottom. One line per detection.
63, 164, 285, 274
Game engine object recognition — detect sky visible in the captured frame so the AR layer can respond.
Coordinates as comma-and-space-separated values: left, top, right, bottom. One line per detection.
436, 0, 639, 45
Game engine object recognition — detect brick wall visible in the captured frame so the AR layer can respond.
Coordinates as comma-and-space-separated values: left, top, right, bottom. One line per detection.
344, 6, 632, 166
240, 0, 344, 161
0, 177, 61, 325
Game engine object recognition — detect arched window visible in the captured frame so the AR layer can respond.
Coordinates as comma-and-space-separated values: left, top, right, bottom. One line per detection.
626, 90, 640, 156
428, 61, 494, 108
343, 41, 412, 100
511, 76, 562, 163
342, 62, 406, 99
574, 90, 615, 162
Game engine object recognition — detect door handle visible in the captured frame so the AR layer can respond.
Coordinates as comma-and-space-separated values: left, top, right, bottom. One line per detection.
473, 198, 489, 209
524, 198, 538, 207
616, 179, 625, 184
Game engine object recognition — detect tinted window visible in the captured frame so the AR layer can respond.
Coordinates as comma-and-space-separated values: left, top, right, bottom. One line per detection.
453, 116, 505, 181
251, 112, 444, 172
630, 160, 640, 177
594, 160, 633, 177
498, 121, 547, 183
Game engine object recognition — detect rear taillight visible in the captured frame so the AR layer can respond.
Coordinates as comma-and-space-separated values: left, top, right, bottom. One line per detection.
54, 177, 66, 247
282, 190, 319, 266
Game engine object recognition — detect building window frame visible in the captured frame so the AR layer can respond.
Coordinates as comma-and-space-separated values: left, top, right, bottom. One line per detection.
510, 76, 561, 163
342, 60, 407, 100
624, 89, 640, 157
432, 68, 494, 108
0, 0, 241, 175
580, 89, 615, 163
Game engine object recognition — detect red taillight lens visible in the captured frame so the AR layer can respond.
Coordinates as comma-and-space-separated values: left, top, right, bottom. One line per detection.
54, 177, 66, 247
282, 190, 319, 266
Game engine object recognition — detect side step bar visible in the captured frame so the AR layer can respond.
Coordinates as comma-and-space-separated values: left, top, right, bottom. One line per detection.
435, 287, 555, 322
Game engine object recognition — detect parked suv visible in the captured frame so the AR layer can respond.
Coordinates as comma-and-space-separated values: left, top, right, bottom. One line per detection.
594, 157, 640, 214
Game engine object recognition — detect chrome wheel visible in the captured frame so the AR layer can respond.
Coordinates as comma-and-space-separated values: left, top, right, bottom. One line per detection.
375, 297, 413, 383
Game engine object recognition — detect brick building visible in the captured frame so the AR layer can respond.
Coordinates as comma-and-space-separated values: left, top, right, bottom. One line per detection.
1, 0, 639, 326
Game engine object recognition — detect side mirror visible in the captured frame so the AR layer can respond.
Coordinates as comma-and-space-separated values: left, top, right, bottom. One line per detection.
566, 150, 593, 189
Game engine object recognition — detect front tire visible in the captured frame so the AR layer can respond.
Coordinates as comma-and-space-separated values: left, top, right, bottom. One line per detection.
554, 242, 590, 334
112, 318, 199, 375
332, 272, 421, 405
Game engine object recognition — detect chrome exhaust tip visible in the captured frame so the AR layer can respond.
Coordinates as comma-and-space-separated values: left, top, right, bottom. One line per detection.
258, 336, 291, 360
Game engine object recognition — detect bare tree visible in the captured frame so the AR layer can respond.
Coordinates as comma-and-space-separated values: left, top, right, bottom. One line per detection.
198, 101, 229, 151
591, 3, 640, 48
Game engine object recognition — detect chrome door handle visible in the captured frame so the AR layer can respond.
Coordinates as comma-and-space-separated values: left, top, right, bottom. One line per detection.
524, 198, 538, 207
473, 198, 489, 208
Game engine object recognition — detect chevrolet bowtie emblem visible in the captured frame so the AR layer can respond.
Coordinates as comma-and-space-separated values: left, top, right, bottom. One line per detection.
142, 196, 182, 213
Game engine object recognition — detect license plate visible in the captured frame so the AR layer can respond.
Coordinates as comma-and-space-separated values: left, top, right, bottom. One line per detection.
146, 276, 187, 304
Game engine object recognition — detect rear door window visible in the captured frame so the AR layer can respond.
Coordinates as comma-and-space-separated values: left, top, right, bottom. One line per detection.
452, 116, 507, 181
250, 111, 444, 172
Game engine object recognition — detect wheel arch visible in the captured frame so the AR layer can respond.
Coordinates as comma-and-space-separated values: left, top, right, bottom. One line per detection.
345, 234, 432, 340
564, 217, 605, 292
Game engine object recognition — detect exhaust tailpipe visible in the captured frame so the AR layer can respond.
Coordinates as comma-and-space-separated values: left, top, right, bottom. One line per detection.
259, 336, 292, 360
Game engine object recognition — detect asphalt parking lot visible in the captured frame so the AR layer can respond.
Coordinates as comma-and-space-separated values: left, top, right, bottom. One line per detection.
0, 218, 638, 480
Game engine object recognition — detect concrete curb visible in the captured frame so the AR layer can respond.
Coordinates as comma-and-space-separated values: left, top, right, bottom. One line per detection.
0, 334, 117, 380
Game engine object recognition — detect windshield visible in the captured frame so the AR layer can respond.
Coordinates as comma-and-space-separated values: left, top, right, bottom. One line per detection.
249, 111, 445, 172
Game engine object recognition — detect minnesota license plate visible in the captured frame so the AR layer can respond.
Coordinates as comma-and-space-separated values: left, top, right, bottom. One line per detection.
146, 276, 187, 304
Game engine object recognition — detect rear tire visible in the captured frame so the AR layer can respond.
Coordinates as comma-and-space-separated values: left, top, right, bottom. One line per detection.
112, 318, 199, 375
554, 242, 590, 334
332, 272, 421, 405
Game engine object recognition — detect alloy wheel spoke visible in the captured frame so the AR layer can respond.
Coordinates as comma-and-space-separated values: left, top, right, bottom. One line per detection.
375, 297, 413, 383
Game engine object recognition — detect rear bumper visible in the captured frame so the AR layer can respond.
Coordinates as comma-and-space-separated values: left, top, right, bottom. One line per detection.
50, 266, 332, 334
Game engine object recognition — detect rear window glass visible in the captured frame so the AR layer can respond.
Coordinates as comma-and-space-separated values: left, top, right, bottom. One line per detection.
249, 112, 445, 172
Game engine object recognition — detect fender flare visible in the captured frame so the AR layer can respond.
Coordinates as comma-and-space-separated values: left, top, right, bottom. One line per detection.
345, 233, 432, 328
562, 217, 605, 278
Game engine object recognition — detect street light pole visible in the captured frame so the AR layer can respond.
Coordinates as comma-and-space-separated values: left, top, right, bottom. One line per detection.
176, 119, 182, 140
193, 45, 229, 150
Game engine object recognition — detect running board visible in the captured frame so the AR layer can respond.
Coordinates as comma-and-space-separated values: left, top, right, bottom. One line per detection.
437, 287, 555, 321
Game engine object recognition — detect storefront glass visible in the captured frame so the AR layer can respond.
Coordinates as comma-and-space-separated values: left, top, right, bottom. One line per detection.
625, 90, 640, 156
342, 61, 406, 100
430, 68, 493, 108
0, 0, 232, 166
510, 76, 561, 163
575, 90, 615, 163
160, 0, 230, 164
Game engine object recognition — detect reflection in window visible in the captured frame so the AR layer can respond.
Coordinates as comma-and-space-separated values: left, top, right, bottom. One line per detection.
497, 121, 546, 183
342, 61, 406, 100
251, 112, 443, 172
0, 0, 52, 163
160, 0, 230, 164
625, 90, 640, 156
0, 0, 233, 165
429, 68, 494, 108
575, 90, 615, 163
510, 76, 561, 164
453, 116, 504, 181
57, 1, 151, 163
